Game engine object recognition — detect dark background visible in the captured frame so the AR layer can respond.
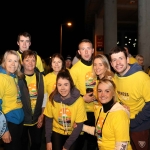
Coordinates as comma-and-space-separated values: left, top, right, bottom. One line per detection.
0, 1, 87, 60
0, 1, 138, 61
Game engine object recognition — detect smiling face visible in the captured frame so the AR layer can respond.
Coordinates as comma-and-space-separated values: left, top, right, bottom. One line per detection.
22, 55, 36, 74
78, 42, 94, 61
52, 57, 63, 74
97, 82, 115, 104
57, 77, 71, 98
110, 52, 130, 76
93, 58, 107, 79
5, 54, 19, 73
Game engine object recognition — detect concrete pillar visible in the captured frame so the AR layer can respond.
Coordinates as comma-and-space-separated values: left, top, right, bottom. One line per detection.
104, 0, 117, 54
138, 0, 150, 70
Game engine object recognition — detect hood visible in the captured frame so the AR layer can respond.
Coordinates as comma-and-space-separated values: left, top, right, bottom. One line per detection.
53, 87, 80, 105
0, 66, 16, 78
110, 102, 130, 117
123, 63, 143, 77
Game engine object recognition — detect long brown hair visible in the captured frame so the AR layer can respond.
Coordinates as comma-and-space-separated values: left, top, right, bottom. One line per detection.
49, 69, 75, 106
49, 53, 66, 73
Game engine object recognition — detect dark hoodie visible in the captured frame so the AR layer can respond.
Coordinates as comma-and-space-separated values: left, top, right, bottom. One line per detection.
118, 63, 150, 131
53, 87, 80, 105
45, 87, 84, 150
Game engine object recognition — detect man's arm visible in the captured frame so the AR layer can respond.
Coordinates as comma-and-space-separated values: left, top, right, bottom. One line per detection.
130, 101, 150, 128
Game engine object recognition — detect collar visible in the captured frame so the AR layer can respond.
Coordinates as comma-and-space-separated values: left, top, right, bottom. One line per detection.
102, 98, 115, 113
18, 50, 23, 54
81, 58, 92, 66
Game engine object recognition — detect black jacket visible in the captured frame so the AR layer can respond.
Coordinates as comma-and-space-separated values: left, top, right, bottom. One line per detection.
18, 68, 44, 124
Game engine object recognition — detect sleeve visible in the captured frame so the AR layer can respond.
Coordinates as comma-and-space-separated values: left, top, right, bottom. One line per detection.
42, 93, 48, 108
0, 77, 8, 132
130, 78, 150, 128
45, 116, 53, 143
130, 102, 150, 128
36, 55, 44, 73
42, 76, 48, 108
82, 124, 95, 135
0, 77, 5, 111
43, 100, 53, 118
70, 66, 78, 85
64, 122, 83, 149
113, 111, 130, 142
75, 98, 87, 123
0, 100, 2, 111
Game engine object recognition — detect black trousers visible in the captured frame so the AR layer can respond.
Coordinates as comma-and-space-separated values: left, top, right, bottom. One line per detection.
4, 121, 23, 150
83, 112, 98, 150
21, 124, 43, 150
51, 131, 84, 150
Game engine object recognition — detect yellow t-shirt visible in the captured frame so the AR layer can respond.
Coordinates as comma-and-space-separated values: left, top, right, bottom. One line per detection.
129, 57, 137, 64
17, 51, 44, 73
94, 104, 132, 150
114, 71, 150, 119
70, 61, 97, 112
44, 96, 87, 135
45, 72, 57, 96
0, 74, 22, 114
24, 73, 46, 126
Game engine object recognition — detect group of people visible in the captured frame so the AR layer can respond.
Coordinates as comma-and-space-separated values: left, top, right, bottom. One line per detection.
0, 32, 150, 150
0, 31, 47, 150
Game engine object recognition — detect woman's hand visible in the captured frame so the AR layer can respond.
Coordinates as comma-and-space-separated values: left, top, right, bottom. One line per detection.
2, 131, 11, 143
73, 122, 77, 128
47, 142, 52, 150
37, 114, 44, 128
83, 93, 96, 103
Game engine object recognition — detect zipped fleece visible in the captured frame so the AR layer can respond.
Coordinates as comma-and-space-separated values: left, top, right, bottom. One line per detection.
18, 68, 44, 124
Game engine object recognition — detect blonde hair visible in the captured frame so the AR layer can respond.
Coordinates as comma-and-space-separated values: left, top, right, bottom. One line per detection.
1, 50, 23, 78
93, 54, 114, 80
98, 78, 116, 101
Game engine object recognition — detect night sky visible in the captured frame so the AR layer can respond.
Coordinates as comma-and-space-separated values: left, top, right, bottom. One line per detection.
0, 0, 87, 59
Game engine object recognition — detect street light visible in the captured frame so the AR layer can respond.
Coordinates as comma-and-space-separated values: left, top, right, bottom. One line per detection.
60, 22, 72, 54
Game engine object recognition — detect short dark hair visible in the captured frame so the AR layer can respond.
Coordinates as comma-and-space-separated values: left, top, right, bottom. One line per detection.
17, 32, 31, 42
109, 46, 128, 61
78, 39, 93, 49
21, 49, 37, 61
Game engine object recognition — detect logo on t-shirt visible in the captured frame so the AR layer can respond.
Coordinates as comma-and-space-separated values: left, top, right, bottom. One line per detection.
28, 83, 37, 114
58, 107, 71, 131
85, 72, 96, 89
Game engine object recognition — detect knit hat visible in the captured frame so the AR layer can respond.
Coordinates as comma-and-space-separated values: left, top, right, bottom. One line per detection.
65, 55, 72, 61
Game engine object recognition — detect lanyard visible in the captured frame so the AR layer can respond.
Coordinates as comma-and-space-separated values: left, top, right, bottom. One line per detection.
95, 108, 110, 137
